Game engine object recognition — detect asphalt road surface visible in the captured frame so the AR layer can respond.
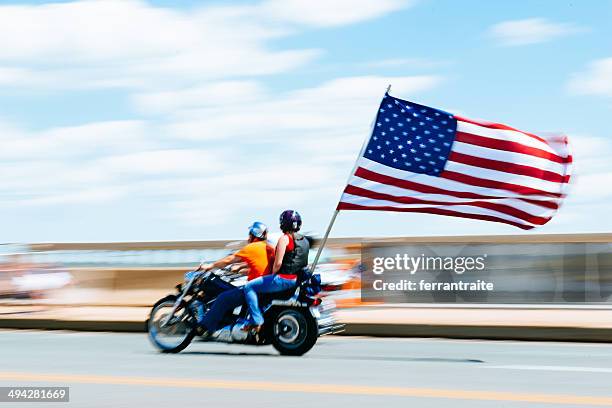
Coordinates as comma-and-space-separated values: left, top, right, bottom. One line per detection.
1, 330, 612, 407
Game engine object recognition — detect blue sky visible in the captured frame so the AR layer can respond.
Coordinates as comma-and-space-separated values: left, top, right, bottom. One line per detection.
0, 0, 611, 242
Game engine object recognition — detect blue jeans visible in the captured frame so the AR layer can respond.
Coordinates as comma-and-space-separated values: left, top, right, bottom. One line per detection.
200, 287, 244, 332
243, 274, 297, 325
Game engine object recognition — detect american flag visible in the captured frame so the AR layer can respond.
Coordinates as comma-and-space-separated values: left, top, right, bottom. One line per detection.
337, 93, 573, 230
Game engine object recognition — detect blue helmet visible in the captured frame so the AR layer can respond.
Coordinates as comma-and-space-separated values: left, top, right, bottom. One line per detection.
279, 210, 302, 232
248, 221, 268, 239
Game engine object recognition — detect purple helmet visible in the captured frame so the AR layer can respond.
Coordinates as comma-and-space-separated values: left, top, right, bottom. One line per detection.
279, 210, 302, 232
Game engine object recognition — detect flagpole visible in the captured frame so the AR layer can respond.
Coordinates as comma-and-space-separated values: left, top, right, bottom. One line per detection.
309, 84, 392, 273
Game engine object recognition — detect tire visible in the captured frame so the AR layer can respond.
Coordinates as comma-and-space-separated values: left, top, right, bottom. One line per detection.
148, 295, 196, 353
268, 308, 318, 356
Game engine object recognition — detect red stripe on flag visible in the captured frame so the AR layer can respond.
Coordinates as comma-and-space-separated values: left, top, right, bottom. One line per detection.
520, 198, 559, 209
455, 115, 548, 145
356, 166, 560, 207
336, 202, 534, 230
448, 151, 570, 184
343, 185, 552, 225
440, 170, 563, 199
455, 131, 571, 164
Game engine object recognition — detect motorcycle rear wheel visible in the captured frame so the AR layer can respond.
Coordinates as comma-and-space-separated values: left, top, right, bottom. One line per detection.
148, 295, 196, 353
268, 308, 318, 356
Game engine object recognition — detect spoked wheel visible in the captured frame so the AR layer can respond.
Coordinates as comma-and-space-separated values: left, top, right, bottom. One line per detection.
148, 295, 196, 353
269, 308, 318, 356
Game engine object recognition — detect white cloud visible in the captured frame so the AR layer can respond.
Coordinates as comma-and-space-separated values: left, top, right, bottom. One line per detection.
0, 119, 230, 207
568, 57, 612, 97
0, 120, 152, 160
489, 18, 581, 46
0, 0, 413, 91
132, 81, 266, 115
99, 149, 225, 176
151, 75, 441, 140
0, 0, 318, 90
258, 0, 412, 27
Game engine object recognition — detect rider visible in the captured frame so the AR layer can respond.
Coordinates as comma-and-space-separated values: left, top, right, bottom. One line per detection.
199, 221, 273, 280
195, 221, 274, 332
242, 210, 310, 331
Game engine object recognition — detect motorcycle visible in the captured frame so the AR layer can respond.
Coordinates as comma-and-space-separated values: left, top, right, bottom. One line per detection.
147, 267, 343, 356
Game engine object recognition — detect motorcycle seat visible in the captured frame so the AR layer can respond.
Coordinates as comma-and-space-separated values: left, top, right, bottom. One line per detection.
258, 287, 297, 304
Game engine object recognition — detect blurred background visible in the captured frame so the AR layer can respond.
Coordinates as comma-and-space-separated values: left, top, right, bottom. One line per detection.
2, 234, 611, 310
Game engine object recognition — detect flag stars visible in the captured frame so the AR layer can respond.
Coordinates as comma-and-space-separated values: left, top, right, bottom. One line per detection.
366, 96, 455, 176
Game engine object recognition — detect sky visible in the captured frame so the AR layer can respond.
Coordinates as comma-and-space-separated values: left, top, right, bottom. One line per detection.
0, 0, 611, 243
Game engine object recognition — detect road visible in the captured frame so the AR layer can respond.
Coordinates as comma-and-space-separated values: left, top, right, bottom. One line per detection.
1, 330, 612, 407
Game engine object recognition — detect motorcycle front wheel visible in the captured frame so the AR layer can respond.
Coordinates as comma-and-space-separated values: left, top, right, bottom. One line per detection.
148, 295, 196, 353
268, 308, 318, 356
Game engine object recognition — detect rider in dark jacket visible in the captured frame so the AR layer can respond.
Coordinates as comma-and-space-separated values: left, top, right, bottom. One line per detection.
242, 210, 310, 331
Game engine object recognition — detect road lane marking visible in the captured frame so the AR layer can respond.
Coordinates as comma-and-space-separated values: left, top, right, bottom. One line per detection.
0, 372, 611, 405
487, 365, 612, 373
